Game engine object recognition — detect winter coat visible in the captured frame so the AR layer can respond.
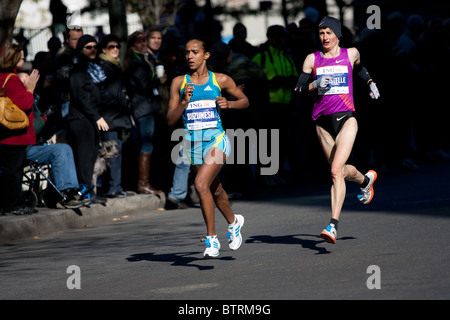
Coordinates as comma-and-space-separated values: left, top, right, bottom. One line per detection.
54, 43, 76, 102
124, 52, 161, 120
0, 72, 35, 145
67, 59, 102, 125
97, 56, 132, 131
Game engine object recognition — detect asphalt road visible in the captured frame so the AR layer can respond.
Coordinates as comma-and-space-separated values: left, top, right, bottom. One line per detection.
1, 161, 449, 303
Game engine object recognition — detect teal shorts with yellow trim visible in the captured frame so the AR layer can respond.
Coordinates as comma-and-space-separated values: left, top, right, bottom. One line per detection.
184, 129, 231, 165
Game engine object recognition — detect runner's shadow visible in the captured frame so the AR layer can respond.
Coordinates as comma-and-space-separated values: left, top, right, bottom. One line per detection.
246, 234, 356, 255
126, 252, 234, 270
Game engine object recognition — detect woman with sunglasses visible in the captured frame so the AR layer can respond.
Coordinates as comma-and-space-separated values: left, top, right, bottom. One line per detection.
123, 31, 163, 195
96, 34, 133, 198
66, 34, 107, 204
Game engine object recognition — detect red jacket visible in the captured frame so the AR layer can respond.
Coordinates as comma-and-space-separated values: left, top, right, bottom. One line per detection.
0, 72, 35, 145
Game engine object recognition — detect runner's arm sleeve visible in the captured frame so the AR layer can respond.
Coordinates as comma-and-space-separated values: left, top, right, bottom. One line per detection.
294, 72, 312, 93
354, 62, 372, 84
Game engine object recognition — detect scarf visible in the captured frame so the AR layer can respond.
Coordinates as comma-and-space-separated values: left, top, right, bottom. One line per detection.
87, 61, 107, 84
99, 53, 121, 68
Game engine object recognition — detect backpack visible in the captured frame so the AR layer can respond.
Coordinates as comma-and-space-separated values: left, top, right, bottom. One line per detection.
0, 73, 29, 130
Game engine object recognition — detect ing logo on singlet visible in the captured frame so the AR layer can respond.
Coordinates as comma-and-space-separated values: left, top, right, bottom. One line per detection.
185, 99, 219, 130
316, 65, 349, 95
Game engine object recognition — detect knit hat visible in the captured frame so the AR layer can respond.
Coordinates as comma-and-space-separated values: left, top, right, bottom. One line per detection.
318, 16, 342, 38
75, 34, 97, 53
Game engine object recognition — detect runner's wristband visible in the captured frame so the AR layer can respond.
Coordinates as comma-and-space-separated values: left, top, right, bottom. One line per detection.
294, 72, 312, 92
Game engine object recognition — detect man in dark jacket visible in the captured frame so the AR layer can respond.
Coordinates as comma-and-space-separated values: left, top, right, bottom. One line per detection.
66, 34, 107, 205
54, 26, 83, 119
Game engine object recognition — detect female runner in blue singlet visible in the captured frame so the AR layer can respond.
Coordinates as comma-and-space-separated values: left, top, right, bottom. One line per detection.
167, 37, 249, 258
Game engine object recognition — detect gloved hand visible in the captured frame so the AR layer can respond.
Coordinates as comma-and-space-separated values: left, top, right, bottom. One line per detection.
369, 82, 380, 99
313, 75, 333, 89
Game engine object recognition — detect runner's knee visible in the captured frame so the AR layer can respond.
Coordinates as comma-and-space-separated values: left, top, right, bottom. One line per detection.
330, 166, 345, 181
194, 176, 209, 196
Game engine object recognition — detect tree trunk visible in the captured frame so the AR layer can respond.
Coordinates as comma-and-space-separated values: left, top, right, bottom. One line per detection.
108, 0, 128, 60
0, 0, 23, 47
108, 0, 128, 41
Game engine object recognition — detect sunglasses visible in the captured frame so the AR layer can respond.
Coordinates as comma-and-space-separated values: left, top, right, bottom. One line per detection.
107, 44, 121, 50
84, 45, 98, 50
67, 25, 83, 31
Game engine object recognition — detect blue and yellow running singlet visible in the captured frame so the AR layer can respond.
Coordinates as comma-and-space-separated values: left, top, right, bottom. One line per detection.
180, 71, 231, 165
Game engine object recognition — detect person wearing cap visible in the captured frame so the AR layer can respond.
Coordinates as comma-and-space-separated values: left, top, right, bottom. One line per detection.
66, 34, 107, 205
294, 16, 380, 244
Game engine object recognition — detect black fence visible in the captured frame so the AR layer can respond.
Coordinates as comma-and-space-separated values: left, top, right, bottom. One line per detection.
14, 24, 142, 62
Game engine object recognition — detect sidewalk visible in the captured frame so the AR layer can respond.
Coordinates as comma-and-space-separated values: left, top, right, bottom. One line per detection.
0, 193, 166, 243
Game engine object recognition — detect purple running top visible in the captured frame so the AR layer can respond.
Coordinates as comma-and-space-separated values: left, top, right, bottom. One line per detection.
312, 47, 355, 121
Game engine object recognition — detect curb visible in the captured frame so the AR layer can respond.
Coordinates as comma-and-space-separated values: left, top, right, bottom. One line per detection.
0, 193, 165, 243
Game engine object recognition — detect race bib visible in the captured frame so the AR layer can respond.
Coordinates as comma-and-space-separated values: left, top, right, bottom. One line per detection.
316, 65, 349, 95
185, 99, 218, 131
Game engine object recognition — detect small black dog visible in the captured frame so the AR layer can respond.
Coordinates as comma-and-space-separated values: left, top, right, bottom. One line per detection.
92, 140, 119, 193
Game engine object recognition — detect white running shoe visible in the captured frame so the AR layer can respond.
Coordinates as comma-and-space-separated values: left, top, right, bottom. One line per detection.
320, 224, 337, 244
357, 170, 377, 204
227, 214, 245, 250
204, 235, 220, 258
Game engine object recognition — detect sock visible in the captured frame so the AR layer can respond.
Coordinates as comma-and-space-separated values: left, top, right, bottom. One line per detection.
360, 175, 370, 189
330, 218, 339, 230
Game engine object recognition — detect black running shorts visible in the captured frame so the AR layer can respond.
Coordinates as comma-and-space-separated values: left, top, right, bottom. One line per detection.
315, 111, 356, 137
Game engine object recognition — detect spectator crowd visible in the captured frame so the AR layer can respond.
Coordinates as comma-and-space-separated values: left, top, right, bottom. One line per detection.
1, 6, 449, 216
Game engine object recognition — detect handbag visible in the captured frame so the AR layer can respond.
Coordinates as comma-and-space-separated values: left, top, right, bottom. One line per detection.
0, 73, 30, 130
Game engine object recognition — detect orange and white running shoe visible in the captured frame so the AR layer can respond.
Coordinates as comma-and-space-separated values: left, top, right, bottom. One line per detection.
320, 224, 337, 244
357, 170, 377, 204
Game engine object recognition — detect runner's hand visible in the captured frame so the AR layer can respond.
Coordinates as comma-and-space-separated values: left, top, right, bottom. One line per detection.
369, 82, 380, 99
313, 75, 333, 89
182, 83, 194, 104
216, 96, 229, 109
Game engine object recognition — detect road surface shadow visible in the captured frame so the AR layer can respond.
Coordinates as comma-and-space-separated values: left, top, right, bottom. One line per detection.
246, 234, 356, 255
126, 251, 235, 270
